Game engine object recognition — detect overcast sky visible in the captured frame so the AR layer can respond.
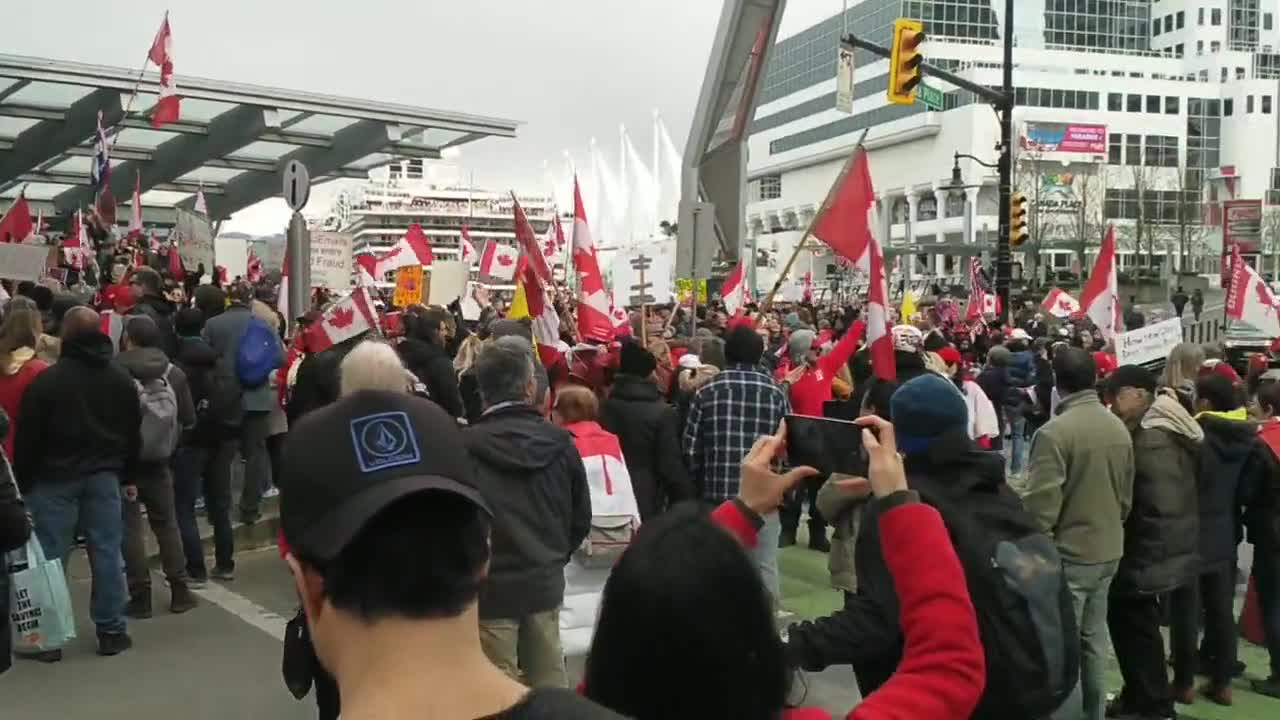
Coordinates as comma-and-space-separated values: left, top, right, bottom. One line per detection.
9, 0, 839, 234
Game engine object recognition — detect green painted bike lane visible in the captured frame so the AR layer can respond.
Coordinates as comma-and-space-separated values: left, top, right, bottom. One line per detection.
779, 545, 1278, 720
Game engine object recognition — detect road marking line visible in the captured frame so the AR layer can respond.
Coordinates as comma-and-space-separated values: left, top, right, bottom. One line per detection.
192, 581, 288, 642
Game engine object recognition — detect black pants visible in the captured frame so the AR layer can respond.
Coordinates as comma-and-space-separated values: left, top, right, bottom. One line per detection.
780, 476, 824, 537
1170, 564, 1238, 687
1108, 591, 1173, 716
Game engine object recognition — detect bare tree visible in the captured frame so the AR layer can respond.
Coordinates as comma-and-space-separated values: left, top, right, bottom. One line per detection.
1263, 206, 1280, 277
1171, 165, 1210, 276
1073, 164, 1109, 278
1015, 150, 1051, 284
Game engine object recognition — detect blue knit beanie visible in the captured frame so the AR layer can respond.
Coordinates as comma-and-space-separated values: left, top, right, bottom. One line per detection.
890, 373, 968, 455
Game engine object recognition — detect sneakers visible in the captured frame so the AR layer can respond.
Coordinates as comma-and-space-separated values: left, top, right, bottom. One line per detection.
169, 583, 199, 614
17, 649, 62, 663
96, 632, 133, 656
187, 576, 208, 590
1252, 675, 1280, 699
210, 566, 235, 582
125, 593, 152, 620
262, 486, 280, 499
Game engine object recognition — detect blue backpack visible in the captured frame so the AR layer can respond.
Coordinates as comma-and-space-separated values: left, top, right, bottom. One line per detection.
235, 317, 283, 388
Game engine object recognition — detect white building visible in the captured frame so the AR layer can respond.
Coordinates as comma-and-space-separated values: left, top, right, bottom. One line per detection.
747, 0, 1280, 293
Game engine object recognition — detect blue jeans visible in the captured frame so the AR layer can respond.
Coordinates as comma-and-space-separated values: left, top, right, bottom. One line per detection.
1055, 560, 1119, 720
26, 472, 127, 635
751, 511, 781, 603
1009, 415, 1027, 475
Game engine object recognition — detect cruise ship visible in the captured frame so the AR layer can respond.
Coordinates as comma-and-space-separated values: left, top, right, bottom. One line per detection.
320, 159, 561, 286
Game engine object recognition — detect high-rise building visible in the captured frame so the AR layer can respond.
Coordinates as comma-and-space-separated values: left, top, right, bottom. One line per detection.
746, 0, 1280, 290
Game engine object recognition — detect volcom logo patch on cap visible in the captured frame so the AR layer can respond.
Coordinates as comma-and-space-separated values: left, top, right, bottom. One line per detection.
350, 411, 421, 473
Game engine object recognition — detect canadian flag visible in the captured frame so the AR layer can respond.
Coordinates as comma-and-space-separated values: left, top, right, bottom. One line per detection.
0, 194, 33, 243
508, 256, 562, 366
354, 253, 378, 285
459, 224, 478, 264
128, 171, 143, 240
479, 240, 520, 282
148, 14, 181, 128
1041, 287, 1081, 319
721, 260, 749, 315
62, 210, 90, 270
552, 214, 566, 251
1226, 243, 1280, 336
571, 177, 614, 343
375, 223, 434, 278
511, 193, 553, 283
306, 288, 378, 352
100, 310, 126, 354
811, 147, 877, 271
193, 184, 208, 216
1079, 225, 1122, 341
611, 306, 632, 337
168, 237, 184, 281
541, 222, 558, 261
866, 231, 895, 381
246, 248, 263, 283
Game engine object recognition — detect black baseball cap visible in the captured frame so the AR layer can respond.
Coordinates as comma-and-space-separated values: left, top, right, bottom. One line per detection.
280, 390, 491, 562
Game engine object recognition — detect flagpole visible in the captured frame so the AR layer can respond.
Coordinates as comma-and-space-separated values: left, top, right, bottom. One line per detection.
761, 128, 869, 310
107, 11, 167, 153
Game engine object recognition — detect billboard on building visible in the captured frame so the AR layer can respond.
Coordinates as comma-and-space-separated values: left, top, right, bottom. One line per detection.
1020, 122, 1107, 154
1223, 199, 1262, 254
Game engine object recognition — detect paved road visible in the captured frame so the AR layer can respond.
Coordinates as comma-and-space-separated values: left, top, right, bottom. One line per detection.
5, 544, 861, 720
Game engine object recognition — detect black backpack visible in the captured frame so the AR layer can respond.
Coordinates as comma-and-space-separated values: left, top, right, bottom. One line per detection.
921, 479, 1080, 719
204, 355, 245, 429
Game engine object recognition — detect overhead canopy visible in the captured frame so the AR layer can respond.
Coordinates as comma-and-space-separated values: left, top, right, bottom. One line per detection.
0, 54, 521, 221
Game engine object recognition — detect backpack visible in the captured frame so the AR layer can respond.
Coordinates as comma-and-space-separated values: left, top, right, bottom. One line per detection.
922, 480, 1080, 719
236, 317, 283, 388
571, 446, 641, 570
136, 367, 181, 462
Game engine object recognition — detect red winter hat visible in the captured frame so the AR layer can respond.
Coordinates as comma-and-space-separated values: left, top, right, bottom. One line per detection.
1092, 351, 1118, 378
1199, 359, 1241, 384
936, 346, 963, 367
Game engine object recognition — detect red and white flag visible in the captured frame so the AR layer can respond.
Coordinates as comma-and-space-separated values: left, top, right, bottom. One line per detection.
478, 240, 520, 282
354, 253, 378, 286
100, 310, 126, 353
721, 260, 749, 315
811, 147, 877, 271
1041, 287, 1081, 319
866, 232, 895, 381
511, 194, 553, 283
246, 248, 263, 283
128, 172, 143, 240
459, 225, 478, 264
148, 14, 181, 128
610, 306, 632, 338
965, 258, 1000, 321
0, 194, 33, 243
802, 271, 814, 304
375, 223, 434, 278
1226, 243, 1280, 336
571, 177, 614, 343
1079, 225, 1122, 341
62, 210, 90, 270
306, 288, 378, 352
552, 213, 567, 252
193, 184, 208, 216
168, 236, 184, 281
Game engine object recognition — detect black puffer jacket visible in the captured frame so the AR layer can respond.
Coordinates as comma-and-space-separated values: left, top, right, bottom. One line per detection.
463, 403, 590, 620
396, 337, 464, 419
130, 293, 179, 359
286, 339, 359, 425
599, 374, 696, 519
1196, 412, 1272, 570
174, 335, 223, 444
1113, 392, 1202, 596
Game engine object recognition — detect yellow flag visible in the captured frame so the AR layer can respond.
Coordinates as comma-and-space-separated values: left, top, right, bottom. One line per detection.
507, 277, 530, 320
900, 289, 917, 320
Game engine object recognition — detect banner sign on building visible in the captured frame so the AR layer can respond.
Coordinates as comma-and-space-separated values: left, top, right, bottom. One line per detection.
309, 231, 354, 289
835, 41, 855, 114
1224, 199, 1262, 254
1115, 318, 1184, 366
1020, 123, 1107, 154
172, 208, 215, 272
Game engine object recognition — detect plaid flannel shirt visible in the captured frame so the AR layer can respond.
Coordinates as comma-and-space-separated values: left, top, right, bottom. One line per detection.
682, 363, 791, 503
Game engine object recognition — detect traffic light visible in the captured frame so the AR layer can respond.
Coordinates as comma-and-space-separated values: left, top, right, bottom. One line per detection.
1010, 192, 1029, 248
887, 18, 925, 104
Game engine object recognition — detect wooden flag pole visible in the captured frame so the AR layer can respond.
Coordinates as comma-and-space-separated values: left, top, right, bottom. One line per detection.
761, 128, 869, 310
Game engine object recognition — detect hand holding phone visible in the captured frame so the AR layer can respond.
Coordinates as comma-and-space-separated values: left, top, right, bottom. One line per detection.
737, 421, 818, 516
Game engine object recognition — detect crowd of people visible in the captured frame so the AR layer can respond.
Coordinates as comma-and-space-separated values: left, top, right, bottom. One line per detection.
0, 251, 1277, 720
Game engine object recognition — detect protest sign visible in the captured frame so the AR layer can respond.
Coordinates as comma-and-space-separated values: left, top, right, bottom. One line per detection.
427, 261, 469, 306
675, 278, 708, 304
1115, 317, 1183, 366
0, 244, 55, 281
172, 208, 215, 271
393, 265, 424, 307
310, 232, 354, 289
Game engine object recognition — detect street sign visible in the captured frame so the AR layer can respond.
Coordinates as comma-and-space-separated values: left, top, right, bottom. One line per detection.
918, 83, 944, 111
282, 159, 311, 212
